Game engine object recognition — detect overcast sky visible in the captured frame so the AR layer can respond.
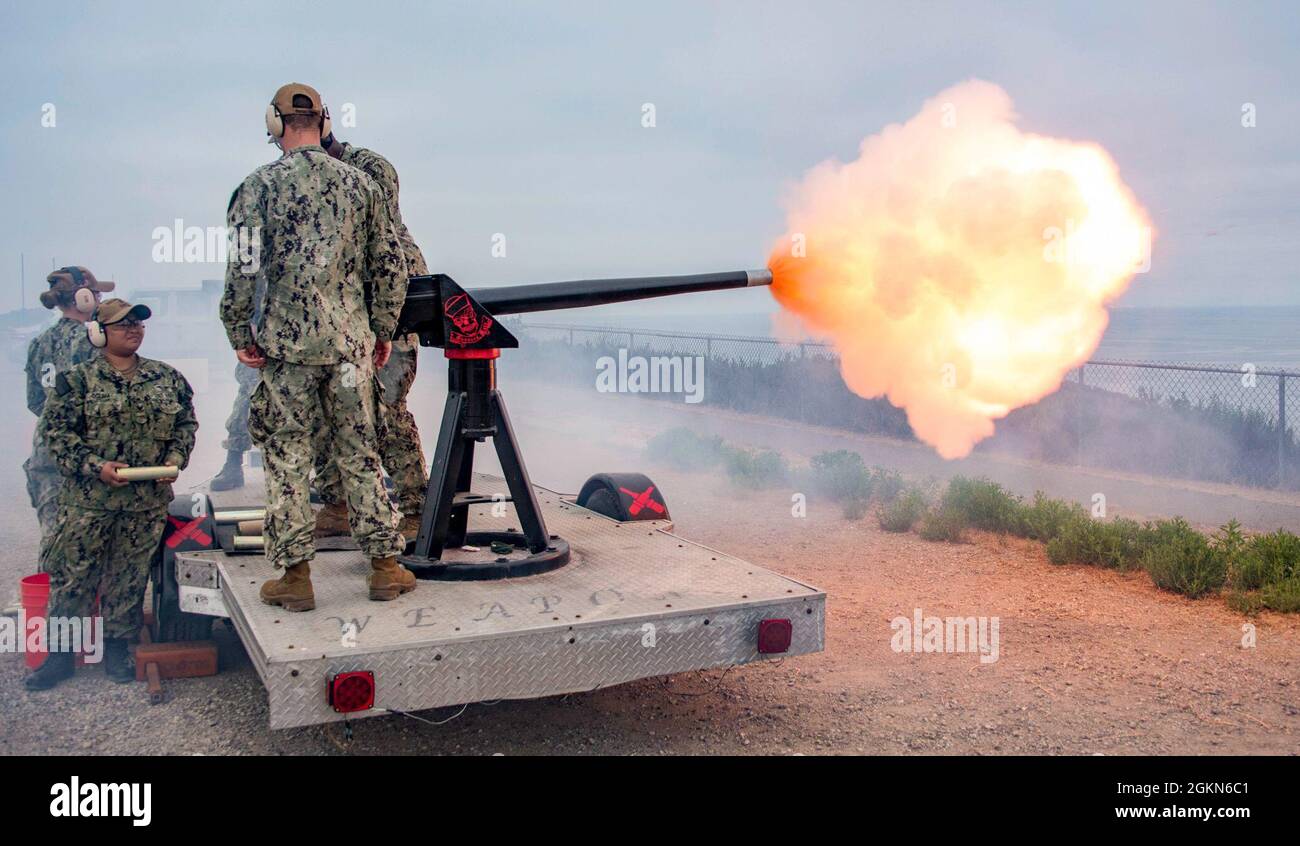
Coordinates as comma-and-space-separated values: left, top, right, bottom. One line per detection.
1, 0, 1296, 316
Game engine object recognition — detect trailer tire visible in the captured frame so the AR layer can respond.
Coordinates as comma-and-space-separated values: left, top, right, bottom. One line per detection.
576, 473, 670, 522
153, 548, 214, 643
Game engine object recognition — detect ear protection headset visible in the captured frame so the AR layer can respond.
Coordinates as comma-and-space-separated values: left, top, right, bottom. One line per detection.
39, 266, 100, 314
265, 84, 330, 141
87, 305, 108, 349
62, 267, 99, 315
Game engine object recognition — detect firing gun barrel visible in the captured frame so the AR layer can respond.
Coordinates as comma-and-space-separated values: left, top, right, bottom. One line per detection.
469, 268, 773, 315
396, 268, 773, 347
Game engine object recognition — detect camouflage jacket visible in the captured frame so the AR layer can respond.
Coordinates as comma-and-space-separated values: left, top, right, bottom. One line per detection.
43, 356, 198, 512
220, 144, 409, 365
26, 317, 95, 417
340, 143, 429, 277
340, 143, 429, 354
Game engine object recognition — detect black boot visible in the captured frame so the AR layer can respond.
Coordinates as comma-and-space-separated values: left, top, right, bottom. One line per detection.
210, 449, 245, 491
104, 638, 135, 684
25, 651, 75, 691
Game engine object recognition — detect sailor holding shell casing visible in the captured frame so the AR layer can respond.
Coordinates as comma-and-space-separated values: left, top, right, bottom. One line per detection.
26, 298, 197, 691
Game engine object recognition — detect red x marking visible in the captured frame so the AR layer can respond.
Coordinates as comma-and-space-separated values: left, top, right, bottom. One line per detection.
619, 485, 665, 516
165, 515, 212, 548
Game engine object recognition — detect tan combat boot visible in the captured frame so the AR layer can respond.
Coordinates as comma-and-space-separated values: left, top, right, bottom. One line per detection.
313, 502, 350, 539
369, 557, 416, 601
260, 562, 316, 612
398, 512, 422, 543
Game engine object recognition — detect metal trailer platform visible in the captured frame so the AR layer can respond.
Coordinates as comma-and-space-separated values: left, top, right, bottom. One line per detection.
175, 474, 825, 729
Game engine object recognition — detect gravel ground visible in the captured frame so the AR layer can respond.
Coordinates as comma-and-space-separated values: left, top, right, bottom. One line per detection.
2, 364, 1296, 755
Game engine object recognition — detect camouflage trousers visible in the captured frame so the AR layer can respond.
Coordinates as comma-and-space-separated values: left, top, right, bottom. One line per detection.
24, 434, 64, 569
222, 362, 261, 453
314, 340, 426, 514
44, 506, 166, 640
249, 358, 403, 569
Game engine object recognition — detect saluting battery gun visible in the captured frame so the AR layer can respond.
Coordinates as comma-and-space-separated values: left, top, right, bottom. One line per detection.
393, 269, 773, 578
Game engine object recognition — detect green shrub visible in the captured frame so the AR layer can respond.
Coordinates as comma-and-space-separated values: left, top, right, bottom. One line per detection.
1020, 492, 1087, 542
722, 446, 789, 489
1209, 520, 1249, 592
1142, 522, 1228, 599
645, 427, 726, 470
1232, 529, 1300, 590
878, 488, 927, 532
870, 468, 906, 503
809, 450, 874, 502
919, 506, 967, 543
940, 476, 1023, 534
842, 497, 870, 520
1043, 514, 1146, 569
1225, 589, 1265, 615
1142, 517, 1200, 551
1260, 577, 1300, 613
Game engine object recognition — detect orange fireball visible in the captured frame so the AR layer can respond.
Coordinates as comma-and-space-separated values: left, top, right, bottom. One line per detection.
769, 80, 1152, 458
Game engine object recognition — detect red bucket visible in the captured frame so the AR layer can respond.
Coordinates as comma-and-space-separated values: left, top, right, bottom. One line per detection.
20, 574, 50, 670
19, 574, 101, 668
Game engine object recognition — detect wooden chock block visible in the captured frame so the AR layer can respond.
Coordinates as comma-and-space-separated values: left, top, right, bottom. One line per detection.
133, 640, 218, 681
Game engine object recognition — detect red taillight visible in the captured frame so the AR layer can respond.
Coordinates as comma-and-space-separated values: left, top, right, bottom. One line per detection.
757, 618, 792, 654
329, 671, 376, 713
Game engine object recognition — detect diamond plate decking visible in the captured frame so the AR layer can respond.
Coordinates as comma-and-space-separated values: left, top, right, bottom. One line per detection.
178, 474, 825, 729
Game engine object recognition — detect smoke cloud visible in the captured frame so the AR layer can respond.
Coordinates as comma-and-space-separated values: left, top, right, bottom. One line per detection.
769, 80, 1152, 458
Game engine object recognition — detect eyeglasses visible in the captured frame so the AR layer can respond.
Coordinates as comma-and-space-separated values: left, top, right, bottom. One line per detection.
107, 319, 144, 330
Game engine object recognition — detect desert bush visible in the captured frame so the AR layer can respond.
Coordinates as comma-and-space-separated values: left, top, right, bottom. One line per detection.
878, 488, 927, 533
1225, 590, 1265, 615
645, 427, 726, 470
1044, 515, 1147, 569
722, 446, 789, 489
871, 468, 906, 503
1020, 492, 1087, 542
1260, 577, 1300, 613
1231, 529, 1300, 590
919, 506, 967, 543
809, 450, 874, 502
941, 476, 1024, 534
1141, 520, 1228, 599
842, 497, 870, 520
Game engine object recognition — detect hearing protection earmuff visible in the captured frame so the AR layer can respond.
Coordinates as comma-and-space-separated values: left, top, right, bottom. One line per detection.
87, 309, 107, 349
57, 266, 98, 315
265, 102, 330, 140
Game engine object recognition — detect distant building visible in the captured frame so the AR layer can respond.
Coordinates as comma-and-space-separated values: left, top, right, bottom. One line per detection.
128, 279, 223, 321
125, 280, 228, 382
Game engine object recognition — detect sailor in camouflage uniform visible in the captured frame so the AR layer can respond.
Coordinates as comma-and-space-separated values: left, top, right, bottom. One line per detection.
220, 82, 415, 612
313, 130, 429, 539
210, 284, 266, 492
23, 267, 110, 544
27, 299, 198, 690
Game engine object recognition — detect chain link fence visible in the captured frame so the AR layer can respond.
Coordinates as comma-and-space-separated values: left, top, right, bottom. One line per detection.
511, 321, 1300, 490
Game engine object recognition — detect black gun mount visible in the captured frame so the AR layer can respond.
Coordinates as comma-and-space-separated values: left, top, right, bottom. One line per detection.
395, 269, 773, 579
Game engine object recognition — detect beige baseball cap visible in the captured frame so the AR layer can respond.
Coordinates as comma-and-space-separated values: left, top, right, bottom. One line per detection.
46, 266, 115, 294
94, 298, 152, 325
270, 82, 324, 116
40, 266, 115, 310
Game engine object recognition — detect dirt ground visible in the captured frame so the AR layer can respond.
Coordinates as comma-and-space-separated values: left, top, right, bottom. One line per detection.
1, 368, 1297, 755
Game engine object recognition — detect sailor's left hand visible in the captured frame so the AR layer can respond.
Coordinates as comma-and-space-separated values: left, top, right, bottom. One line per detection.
373, 339, 392, 370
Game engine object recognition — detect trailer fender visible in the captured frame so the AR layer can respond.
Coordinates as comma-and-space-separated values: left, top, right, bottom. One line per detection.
576, 473, 670, 522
